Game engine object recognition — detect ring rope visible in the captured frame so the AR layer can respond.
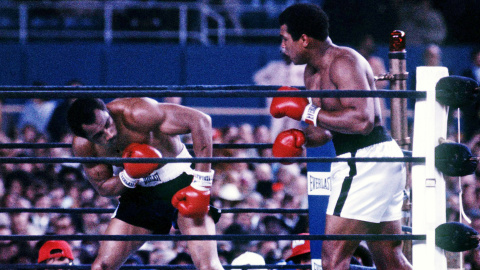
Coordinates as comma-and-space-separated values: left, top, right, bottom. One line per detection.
0, 143, 414, 157
0, 207, 413, 232
0, 84, 303, 91
0, 143, 71, 149
0, 142, 415, 160
0, 264, 312, 269
0, 143, 414, 158
0, 143, 274, 149
0, 207, 308, 214
0, 85, 431, 267
0, 156, 425, 164
0, 233, 425, 242
0, 89, 425, 99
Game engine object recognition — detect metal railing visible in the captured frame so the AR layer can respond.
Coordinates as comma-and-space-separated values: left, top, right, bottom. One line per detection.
0, 1, 281, 45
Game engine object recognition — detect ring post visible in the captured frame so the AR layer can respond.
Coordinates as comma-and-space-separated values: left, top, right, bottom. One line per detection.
389, 30, 409, 149
411, 66, 449, 270
389, 30, 414, 263
307, 142, 336, 268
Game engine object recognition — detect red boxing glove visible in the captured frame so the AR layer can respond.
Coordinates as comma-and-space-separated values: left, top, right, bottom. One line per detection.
122, 143, 161, 178
171, 170, 214, 218
272, 129, 306, 165
270, 86, 320, 126
172, 185, 210, 218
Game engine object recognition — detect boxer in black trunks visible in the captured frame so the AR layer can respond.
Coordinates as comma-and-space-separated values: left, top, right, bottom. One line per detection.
67, 97, 224, 270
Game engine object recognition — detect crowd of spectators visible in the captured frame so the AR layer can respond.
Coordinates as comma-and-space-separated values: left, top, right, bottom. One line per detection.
0, 88, 311, 265
1, 43, 480, 266
1, 82, 480, 267
0, 0, 479, 267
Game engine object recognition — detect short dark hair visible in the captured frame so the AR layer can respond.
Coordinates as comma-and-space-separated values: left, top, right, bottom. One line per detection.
279, 3, 329, 41
67, 98, 107, 138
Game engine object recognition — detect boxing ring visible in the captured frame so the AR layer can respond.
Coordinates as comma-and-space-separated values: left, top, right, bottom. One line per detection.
0, 74, 477, 269
1, 34, 479, 270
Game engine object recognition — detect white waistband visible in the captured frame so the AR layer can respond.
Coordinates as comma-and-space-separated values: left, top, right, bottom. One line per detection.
113, 145, 194, 183
154, 145, 194, 182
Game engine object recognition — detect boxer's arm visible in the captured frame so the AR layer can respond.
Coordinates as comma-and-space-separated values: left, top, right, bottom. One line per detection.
309, 55, 375, 135
304, 125, 332, 148
72, 137, 127, 197
123, 98, 213, 173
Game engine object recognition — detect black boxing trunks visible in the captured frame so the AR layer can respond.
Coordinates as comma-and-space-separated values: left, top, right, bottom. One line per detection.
332, 126, 392, 156
113, 172, 220, 233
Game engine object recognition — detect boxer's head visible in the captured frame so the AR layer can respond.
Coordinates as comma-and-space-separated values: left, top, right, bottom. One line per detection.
279, 3, 329, 42
67, 98, 117, 145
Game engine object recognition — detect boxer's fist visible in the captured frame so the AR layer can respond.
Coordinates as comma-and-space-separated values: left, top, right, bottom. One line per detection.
304, 125, 332, 147
171, 170, 214, 218
171, 185, 210, 218
270, 86, 307, 120
122, 143, 161, 178
270, 86, 320, 125
272, 129, 306, 165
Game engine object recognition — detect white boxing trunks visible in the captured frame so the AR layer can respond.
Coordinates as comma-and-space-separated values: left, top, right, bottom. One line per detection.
326, 140, 406, 223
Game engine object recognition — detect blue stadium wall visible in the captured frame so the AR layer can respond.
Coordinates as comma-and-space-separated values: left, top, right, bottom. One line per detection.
0, 43, 475, 128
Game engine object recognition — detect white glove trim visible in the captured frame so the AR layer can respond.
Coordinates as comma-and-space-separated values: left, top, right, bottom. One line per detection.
191, 170, 215, 191
119, 170, 138, 188
301, 103, 321, 126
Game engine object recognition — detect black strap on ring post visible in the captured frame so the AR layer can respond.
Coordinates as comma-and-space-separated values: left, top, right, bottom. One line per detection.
435, 142, 478, 176
435, 75, 480, 109
436, 222, 479, 252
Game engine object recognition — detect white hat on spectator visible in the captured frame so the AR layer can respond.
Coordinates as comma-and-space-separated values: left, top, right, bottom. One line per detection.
219, 183, 243, 201
231, 251, 266, 270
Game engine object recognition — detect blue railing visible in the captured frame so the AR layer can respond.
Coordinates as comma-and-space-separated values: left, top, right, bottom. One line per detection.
0, 1, 284, 45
